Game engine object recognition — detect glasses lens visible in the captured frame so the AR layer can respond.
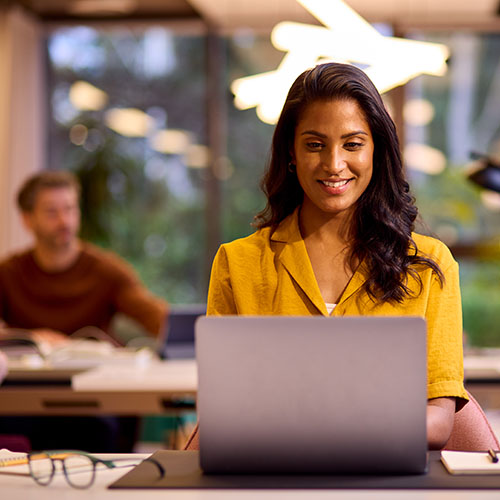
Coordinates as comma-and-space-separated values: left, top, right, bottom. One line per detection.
29, 452, 54, 485
63, 453, 95, 489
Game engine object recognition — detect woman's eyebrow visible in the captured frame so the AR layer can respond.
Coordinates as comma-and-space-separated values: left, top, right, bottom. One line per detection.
341, 130, 369, 139
300, 129, 369, 139
300, 129, 327, 138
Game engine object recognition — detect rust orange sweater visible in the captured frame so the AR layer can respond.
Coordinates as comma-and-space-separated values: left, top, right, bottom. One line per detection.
0, 242, 167, 337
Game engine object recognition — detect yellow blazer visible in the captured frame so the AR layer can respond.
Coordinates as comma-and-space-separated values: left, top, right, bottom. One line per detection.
208, 209, 468, 405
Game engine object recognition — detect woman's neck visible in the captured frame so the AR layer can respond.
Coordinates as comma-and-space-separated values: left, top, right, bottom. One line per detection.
298, 202, 353, 245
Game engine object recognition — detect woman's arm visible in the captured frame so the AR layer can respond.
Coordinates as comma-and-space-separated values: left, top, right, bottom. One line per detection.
427, 397, 456, 449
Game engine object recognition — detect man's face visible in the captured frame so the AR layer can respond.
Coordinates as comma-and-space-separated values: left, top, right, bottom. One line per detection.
23, 187, 80, 250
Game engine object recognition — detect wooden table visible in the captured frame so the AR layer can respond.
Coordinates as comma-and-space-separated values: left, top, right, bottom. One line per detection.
0, 360, 197, 416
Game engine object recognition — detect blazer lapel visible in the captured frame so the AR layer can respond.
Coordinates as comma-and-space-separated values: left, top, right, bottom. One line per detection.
271, 211, 328, 315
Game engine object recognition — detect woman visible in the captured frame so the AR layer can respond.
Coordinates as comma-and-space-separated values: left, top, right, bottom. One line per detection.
202, 62, 467, 450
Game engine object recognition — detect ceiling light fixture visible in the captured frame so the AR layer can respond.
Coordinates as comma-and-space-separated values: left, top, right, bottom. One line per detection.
231, 0, 450, 124
69, 81, 108, 111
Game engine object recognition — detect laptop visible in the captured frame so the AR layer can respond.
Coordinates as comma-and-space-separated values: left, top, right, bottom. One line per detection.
195, 315, 428, 475
160, 304, 206, 359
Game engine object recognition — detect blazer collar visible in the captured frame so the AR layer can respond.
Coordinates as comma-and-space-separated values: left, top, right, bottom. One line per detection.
271, 208, 368, 312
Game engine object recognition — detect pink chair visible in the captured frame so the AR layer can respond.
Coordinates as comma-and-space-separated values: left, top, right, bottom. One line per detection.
444, 391, 499, 451
184, 392, 500, 452
0, 434, 31, 453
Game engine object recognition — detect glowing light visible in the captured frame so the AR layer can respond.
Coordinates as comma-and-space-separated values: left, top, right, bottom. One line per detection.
69, 124, 88, 146
69, 81, 108, 111
404, 99, 435, 127
150, 129, 192, 154
404, 143, 447, 175
184, 145, 210, 169
104, 108, 153, 137
232, 0, 450, 124
481, 191, 500, 212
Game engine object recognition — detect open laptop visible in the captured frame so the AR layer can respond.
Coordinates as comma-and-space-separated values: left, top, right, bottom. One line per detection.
160, 304, 206, 359
195, 315, 428, 475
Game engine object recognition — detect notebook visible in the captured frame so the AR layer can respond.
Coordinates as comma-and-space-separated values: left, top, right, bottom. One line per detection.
441, 450, 500, 475
195, 315, 428, 475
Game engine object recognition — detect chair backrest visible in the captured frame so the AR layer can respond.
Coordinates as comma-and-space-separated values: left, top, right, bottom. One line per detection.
0, 434, 31, 453
444, 391, 500, 451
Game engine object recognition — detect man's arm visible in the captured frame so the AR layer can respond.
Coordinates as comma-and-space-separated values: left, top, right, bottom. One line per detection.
110, 256, 168, 337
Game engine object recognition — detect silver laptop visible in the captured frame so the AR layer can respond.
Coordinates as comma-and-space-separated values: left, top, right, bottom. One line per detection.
195, 315, 428, 475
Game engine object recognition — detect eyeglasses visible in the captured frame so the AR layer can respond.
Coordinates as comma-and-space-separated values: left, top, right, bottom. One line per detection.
27, 450, 165, 489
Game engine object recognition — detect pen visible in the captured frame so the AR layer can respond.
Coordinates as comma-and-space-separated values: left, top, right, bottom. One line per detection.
488, 449, 498, 463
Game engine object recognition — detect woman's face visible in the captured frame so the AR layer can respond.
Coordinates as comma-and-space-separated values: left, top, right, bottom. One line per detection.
292, 98, 374, 221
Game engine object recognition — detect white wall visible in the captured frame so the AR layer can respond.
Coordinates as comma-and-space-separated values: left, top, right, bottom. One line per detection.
0, 5, 44, 259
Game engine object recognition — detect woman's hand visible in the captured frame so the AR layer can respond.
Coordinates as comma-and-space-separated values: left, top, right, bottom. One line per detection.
427, 397, 456, 449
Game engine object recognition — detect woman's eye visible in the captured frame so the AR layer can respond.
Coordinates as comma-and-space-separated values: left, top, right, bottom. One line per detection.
344, 141, 363, 149
306, 142, 324, 149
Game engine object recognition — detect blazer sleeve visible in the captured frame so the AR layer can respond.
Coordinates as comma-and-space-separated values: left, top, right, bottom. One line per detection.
207, 245, 237, 315
426, 258, 468, 408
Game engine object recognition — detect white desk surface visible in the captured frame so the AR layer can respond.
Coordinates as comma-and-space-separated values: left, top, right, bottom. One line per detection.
68, 354, 500, 390
0, 453, 499, 500
71, 359, 197, 391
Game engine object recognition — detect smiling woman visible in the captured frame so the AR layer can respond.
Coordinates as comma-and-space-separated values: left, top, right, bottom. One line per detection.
204, 62, 469, 450
292, 99, 374, 229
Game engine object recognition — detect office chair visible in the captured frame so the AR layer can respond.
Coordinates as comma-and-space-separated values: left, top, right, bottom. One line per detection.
184, 392, 500, 452
0, 434, 31, 452
444, 391, 500, 451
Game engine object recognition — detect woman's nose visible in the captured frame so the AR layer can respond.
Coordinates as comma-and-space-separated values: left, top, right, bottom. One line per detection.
322, 149, 346, 174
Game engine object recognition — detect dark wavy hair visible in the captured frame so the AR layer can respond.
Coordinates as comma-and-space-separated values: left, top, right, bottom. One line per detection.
254, 62, 443, 303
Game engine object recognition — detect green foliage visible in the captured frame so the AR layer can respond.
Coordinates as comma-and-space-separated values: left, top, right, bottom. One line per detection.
460, 260, 500, 347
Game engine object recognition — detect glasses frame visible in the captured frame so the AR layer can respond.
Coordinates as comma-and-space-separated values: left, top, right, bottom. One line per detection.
27, 449, 165, 489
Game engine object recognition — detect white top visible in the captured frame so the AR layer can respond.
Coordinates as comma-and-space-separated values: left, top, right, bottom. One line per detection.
325, 303, 337, 315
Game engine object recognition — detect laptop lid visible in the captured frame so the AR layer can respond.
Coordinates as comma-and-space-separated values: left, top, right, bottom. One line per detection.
196, 315, 427, 475
161, 304, 206, 359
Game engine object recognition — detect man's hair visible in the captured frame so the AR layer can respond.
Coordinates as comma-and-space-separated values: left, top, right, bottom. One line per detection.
17, 170, 81, 212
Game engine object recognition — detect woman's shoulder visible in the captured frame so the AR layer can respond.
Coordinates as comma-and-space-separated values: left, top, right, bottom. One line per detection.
411, 232, 456, 268
220, 226, 273, 256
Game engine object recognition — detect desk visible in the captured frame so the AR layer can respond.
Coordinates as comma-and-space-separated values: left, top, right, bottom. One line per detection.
3, 355, 500, 416
0, 360, 197, 416
0, 453, 500, 500
464, 355, 500, 410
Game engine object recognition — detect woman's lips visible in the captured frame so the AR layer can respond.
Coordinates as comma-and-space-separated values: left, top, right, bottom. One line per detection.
318, 178, 352, 194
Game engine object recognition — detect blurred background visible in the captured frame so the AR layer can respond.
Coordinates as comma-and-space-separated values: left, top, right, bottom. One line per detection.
1, 0, 500, 347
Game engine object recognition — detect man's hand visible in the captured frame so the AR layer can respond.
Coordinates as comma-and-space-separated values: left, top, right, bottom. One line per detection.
31, 329, 70, 346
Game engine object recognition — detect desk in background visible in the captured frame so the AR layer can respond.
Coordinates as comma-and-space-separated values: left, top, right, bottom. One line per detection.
4, 355, 500, 415
0, 360, 196, 416
464, 355, 500, 411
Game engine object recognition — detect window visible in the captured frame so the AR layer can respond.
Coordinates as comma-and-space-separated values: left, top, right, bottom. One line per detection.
405, 31, 500, 347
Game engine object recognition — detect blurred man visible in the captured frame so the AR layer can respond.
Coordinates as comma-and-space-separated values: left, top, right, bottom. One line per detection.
0, 170, 169, 452
0, 170, 168, 343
